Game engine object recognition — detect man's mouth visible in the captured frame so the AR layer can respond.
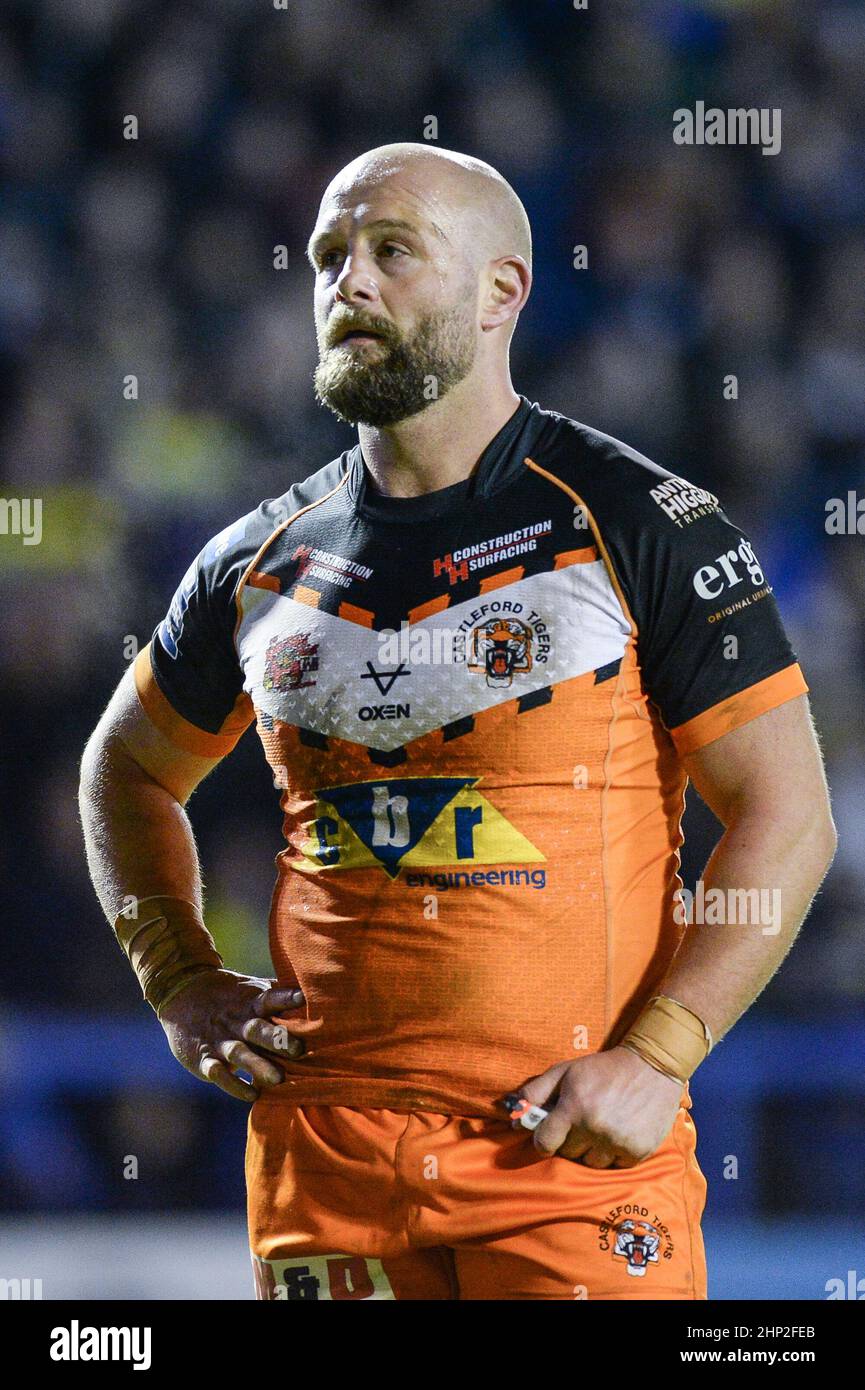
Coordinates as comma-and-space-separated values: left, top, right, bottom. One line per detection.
332, 326, 387, 347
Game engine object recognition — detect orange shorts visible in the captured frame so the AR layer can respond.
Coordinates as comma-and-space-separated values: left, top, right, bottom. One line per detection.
246, 1099, 708, 1301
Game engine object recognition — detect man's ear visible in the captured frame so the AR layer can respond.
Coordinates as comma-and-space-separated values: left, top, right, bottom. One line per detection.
480, 255, 532, 332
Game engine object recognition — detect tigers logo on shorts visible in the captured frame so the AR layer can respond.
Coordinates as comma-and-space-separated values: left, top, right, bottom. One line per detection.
599, 1205, 675, 1276
612, 1219, 661, 1277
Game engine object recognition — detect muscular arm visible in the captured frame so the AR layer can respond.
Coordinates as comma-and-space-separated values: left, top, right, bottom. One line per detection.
79, 664, 220, 919
661, 692, 837, 1040
521, 693, 837, 1166
79, 665, 305, 1100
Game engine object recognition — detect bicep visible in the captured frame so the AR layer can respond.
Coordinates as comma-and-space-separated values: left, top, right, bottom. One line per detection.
681, 694, 833, 831
84, 665, 224, 805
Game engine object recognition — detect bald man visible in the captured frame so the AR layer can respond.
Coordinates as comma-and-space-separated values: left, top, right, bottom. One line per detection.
80, 144, 834, 1301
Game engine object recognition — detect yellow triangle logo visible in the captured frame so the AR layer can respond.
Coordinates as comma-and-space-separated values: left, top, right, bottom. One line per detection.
291, 781, 544, 873
403, 787, 545, 866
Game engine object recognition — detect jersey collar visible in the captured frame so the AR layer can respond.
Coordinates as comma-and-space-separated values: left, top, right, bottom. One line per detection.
345, 396, 541, 520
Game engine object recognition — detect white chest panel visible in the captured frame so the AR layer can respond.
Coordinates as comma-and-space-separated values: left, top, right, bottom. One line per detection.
237, 560, 630, 751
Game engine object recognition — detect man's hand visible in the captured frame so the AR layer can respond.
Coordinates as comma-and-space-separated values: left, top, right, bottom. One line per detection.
157, 970, 306, 1102
515, 1046, 684, 1168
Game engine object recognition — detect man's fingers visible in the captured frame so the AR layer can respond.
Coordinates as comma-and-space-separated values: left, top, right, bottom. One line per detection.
255, 987, 304, 1018
547, 1122, 595, 1161
516, 1060, 571, 1110
216, 1039, 284, 1088
200, 1055, 259, 1102
533, 1105, 581, 1156
576, 1144, 619, 1169
241, 1016, 305, 1058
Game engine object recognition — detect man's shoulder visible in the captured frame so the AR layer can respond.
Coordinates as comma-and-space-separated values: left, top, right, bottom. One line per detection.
531, 401, 682, 490
528, 401, 720, 533
196, 452, 353, 581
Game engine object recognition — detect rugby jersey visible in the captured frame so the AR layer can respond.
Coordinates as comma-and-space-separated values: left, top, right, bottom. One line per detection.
135, 397, 808, 1116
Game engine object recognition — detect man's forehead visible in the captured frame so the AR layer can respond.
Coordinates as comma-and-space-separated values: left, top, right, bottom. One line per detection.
312, 170, 454, 240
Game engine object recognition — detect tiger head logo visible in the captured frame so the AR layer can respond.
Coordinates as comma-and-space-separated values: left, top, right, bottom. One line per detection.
612, 1219, 661, 1277
468, 618, 533, 688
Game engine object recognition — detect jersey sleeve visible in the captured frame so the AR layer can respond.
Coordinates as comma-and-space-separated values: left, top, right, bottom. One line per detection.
606, 486, 808, 757
134, 528, 256, 759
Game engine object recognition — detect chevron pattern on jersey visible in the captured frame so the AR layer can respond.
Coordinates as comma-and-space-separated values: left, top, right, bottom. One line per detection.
236, 559, 630, 752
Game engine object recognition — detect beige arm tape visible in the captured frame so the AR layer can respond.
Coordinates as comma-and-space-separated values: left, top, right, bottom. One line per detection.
113, 895, 223, 1018
620, 995, 713, 1085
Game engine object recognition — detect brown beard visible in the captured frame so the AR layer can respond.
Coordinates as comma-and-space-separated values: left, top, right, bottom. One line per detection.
313, 304, 476, 427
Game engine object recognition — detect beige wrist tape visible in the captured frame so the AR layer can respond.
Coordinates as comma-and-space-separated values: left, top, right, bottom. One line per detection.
620, 995, 713, 1085
113, 895, 223, 1017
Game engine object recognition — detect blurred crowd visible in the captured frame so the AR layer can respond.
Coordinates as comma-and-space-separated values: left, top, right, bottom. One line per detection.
1, 0, 863, 1134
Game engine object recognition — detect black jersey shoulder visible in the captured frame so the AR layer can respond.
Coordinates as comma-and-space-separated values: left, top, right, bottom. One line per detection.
209, 455, 351, 602
525, 404, 802, 736
160, 452, 352, 651
149, 454, 351, 735
526, 406, 710, 531
526, 406, 727, 621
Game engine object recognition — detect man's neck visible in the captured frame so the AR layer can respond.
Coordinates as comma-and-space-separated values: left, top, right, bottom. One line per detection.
357, 373, 522, 499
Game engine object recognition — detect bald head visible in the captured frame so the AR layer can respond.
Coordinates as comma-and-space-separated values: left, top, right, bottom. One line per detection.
318, 143, 532, 272
309, 144, 532, 427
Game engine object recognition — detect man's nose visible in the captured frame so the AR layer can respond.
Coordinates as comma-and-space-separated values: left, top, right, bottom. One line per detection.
334, 254, 378, 305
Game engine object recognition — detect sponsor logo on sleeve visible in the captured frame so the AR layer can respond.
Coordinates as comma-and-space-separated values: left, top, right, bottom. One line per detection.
650, 476, 720, 527
692, 539, 771, 621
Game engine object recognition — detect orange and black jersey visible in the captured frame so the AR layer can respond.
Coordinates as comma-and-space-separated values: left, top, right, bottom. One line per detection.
136, 396, 807, 1116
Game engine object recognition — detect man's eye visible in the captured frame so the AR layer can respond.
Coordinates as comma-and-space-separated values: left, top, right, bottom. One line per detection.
320, 250, 342, 268
378, 243, 407, 259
